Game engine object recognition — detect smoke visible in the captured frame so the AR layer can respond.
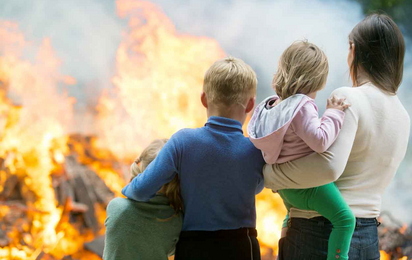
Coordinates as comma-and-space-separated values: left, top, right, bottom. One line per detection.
1, 0, 411, 221
382, 48, 412, 224
147, 0, 361, 101
0, 0, 123, 123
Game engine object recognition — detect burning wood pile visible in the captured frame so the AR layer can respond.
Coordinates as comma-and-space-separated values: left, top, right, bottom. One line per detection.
379, 212, 412, 260
0, 132, 122, 259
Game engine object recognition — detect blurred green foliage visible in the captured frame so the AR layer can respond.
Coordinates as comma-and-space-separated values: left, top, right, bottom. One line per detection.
358, 0, 404, 10
354, 0, 412, 36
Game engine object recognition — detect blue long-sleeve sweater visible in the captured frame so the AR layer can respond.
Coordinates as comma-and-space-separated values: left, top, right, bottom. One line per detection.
122, 116, 265, 231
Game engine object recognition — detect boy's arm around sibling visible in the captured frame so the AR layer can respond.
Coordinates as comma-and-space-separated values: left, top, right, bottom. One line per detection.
122, 132, 182, 201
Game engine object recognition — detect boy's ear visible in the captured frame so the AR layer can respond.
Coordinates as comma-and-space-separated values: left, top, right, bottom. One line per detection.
245, 97, 255, 113
201, 92, 208, 108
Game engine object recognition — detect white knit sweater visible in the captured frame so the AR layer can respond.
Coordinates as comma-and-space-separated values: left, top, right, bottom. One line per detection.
263, 83, 410, 218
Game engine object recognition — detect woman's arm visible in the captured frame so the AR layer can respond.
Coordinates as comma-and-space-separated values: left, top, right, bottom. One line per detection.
264, 88, 359, 191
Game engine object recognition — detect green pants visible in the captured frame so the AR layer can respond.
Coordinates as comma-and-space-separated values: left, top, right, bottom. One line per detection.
279, 183, 356, 260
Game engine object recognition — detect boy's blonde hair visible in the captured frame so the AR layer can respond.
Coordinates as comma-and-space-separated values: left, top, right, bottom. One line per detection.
131, 139, 183, 213
203, 56, 257, 106
273, 40, 329, 100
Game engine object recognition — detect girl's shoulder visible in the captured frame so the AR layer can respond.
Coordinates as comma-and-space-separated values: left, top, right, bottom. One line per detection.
107, 196, 176, 218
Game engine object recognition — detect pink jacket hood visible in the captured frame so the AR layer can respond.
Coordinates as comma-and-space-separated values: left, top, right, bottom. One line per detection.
247, 94, 313, 164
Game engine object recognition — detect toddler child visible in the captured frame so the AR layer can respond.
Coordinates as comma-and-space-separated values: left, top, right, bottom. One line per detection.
248, 40, 356, 260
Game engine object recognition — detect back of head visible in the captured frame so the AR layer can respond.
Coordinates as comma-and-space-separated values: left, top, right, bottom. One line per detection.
273, 40, 329, 100
203, 56, 257, 106
349, 13, 405, 94
131, 139, 183, 213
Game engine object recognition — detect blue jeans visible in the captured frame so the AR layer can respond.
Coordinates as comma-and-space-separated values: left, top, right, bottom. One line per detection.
278, 217, 380, 260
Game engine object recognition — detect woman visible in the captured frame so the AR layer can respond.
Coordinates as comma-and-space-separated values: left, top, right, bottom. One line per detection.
264, 14, 410, 260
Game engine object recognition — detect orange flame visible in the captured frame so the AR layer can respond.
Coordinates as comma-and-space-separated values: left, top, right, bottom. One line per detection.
0, 21, 89, 259
256, 189, 287, 256
94, 0, 225, 161
380, 250, 409, 260
400, 224, 408, 235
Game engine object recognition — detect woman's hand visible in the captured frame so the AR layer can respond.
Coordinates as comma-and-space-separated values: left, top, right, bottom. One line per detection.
327, 95, 351, 111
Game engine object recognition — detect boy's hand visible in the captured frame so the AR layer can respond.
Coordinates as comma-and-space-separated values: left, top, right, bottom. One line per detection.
327, 95, 351, 111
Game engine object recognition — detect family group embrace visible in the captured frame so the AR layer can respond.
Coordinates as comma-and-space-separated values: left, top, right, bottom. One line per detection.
103, 13, 410, 260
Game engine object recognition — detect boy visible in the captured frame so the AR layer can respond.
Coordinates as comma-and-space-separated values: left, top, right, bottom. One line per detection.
122, 57, 265, 260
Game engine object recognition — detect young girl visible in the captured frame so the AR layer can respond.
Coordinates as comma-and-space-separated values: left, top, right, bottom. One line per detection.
248, 41, 355, 260
103, 139, 183, 260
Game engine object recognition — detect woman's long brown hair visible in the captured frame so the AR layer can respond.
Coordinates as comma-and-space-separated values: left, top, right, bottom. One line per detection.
349, 13, 405, 93
130, 139, 183, 213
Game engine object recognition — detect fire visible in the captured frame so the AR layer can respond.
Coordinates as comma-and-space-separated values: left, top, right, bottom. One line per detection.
68, 136, 126, 196
256, 189, 287, 256
3, 1, 407, 260
400, 224, 408, 235
381, 250, 409, 260
94, 0, 225, 161
382, 251, 391, 260
0, 21, 84, 259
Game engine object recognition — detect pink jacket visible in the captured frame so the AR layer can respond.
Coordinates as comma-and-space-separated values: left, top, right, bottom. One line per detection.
247, 94, 345, 164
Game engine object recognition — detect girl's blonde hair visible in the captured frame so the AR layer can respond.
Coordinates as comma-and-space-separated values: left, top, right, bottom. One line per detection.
130, 139, 183, 213
273, 40, 329, 100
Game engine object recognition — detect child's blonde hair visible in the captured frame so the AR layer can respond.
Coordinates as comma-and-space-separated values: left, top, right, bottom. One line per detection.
203, 56, 257, 106
130, 139, 183, 213
273, 40, 329, 100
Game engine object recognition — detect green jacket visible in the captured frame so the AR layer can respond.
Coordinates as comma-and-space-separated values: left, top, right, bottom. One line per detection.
103, 196, 182, 260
